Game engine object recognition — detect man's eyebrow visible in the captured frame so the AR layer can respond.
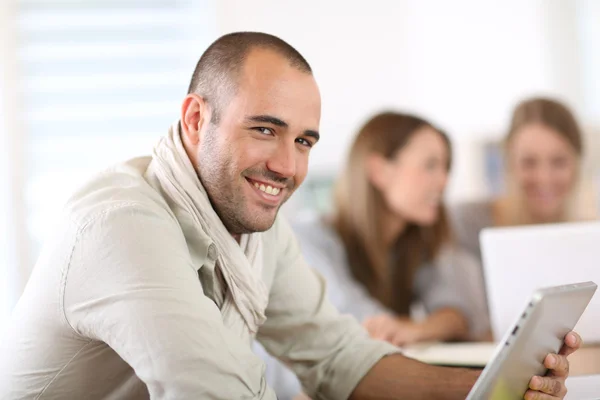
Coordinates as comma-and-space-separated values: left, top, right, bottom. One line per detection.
245, 114, 319, 142
304, 130, 320, 142
245, 115, 288, 127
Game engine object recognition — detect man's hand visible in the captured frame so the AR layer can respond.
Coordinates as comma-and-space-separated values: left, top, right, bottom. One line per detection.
363, 315, 424, 346
525, 331, 582, 400
350, 329, 582, 400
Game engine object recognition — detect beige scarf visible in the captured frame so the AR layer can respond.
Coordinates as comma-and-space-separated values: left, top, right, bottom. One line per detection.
150, 122, 268, 336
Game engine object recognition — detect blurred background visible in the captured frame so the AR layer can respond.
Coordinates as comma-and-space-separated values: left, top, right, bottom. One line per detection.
0, 0, 599, 331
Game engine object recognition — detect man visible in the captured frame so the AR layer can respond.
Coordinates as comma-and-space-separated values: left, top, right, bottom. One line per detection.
0, 32, 579, 399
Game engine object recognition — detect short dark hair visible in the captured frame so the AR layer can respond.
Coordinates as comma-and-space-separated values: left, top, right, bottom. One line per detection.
187, 32, 312, 123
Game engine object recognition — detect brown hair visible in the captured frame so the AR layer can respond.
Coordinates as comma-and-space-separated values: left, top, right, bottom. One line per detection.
332, 111, 452, 314
506, 97, 582, 155
498, 97, 587, 225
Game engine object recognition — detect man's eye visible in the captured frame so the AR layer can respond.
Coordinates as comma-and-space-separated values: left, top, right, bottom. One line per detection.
296, 138, 312, 148
254, 127, 274, 136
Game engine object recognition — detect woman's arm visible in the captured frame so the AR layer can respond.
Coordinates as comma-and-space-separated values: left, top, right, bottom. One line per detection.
363, 307, 468, 346
417, 307, 469, 341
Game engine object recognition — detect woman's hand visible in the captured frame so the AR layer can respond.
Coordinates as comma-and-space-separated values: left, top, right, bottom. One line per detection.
364, 308, 469, 346
362, 314, 425, 346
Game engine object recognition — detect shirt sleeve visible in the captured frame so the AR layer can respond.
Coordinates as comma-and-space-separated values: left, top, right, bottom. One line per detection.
256, 217, 399, 400
63, 203, 277, 399
448, 200, 493, 262
295, 221, 390, 322
415, 246, 490, 337
440, 247, 491, 337
414, 262, 467, 316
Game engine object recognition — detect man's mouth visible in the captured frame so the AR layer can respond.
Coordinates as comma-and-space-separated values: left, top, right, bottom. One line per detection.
245, 177, 287, 204
247, 178, 282, 196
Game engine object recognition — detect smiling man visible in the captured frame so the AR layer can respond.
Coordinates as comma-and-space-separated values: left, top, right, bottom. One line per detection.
0, 32, 580, 400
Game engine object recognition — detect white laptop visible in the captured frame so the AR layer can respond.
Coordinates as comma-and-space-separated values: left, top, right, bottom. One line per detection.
480, 221, 600, 344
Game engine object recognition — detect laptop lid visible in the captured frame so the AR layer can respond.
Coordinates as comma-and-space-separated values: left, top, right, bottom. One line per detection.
480, 221, 600, 343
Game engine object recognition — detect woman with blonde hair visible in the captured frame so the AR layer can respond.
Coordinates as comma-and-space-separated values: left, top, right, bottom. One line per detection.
261, 111, 488, 399
451, 96, 597, 261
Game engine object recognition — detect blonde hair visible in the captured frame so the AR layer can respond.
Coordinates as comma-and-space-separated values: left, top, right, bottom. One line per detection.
498, 97, 596, 225
332, 112, 452, 314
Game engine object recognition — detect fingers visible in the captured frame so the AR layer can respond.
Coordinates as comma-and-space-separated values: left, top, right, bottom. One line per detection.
527, 375, 567, 398
544, 354, 569, 378
362, 319, 374, 334
363, 318, 380, 339
371, 316, 391, 340
559, 331, 582, 357
363, 315, 418, 346
391, 331, 408, 347
524, 388, 567, 400
363, 318, 381, 340
363, 315, 394, 341
292, 393, 312, 400
525, 335, 574, 400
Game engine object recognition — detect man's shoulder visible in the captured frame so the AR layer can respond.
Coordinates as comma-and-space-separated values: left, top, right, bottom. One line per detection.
62, 156, 175, 231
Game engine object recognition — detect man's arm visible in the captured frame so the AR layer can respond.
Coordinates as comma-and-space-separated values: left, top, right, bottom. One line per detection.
256, 216, 579, 399
256, 217, 400, 400
350, 355, 479, 400
351, 332, 582, 400
63, 204, 276, 399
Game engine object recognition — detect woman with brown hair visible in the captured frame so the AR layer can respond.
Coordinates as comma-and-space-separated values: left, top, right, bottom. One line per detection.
451, 96, 597, 262
323, 111, 486, 344
260, 111, 488, 399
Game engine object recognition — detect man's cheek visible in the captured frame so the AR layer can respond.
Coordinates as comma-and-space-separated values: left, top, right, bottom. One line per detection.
294, 156, 310, 187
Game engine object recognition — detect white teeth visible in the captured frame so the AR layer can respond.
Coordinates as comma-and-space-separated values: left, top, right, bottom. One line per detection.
252, 181, 281, 196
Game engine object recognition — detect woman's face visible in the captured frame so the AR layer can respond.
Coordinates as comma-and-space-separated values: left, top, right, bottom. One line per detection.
371, 127, 449, 226
508, 123, 579, 221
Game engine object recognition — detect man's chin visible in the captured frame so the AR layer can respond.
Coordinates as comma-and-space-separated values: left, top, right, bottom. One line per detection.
248, 213, 279, 233
249, 221, 277, 233
231, 209, 279, 234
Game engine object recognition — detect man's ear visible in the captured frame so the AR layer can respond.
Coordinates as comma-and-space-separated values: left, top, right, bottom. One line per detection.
366, 153, 390, 191
180, 93, 211, 146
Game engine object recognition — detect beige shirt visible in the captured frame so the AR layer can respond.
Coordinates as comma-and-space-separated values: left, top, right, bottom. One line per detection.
261, 217, 490, 399
0, 157, 397, 400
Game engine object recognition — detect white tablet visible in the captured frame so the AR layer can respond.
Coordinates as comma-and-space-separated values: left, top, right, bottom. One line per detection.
466, 281, 597, 399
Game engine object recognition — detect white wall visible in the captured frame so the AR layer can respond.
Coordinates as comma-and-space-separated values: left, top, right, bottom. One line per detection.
216, 0, 589, 201
578, 0, 600, 126
0, 0, 28, 330
0, 62, 12, 331
0, 0, 219, 323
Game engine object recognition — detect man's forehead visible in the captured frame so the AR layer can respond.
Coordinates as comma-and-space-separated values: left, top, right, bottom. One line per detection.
241, 48, 299, 78
231, 50, 321, 127
239, 49, 318, 92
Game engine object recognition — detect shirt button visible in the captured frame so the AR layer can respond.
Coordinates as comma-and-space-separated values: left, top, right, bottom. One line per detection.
207, 243, 217, 262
